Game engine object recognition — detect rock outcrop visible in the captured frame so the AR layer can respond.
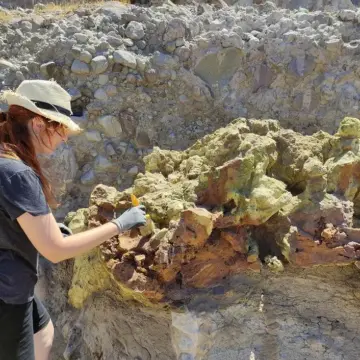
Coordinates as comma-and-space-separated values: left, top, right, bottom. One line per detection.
61, 117, 360, 310
37, 115, 360, 360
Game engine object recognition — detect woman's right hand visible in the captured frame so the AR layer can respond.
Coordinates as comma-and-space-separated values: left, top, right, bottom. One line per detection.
111, 205, 147, 233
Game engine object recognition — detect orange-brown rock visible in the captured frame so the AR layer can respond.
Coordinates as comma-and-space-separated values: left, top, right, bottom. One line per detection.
158, 233, 260, 288
220, 227, 248, 253
112, 259, 135, 283
292, 234, 353, 267
118, 234, 148, 252
173, 207, 214, 247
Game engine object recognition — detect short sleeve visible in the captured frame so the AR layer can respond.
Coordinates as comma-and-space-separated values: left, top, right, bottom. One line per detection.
0, 169, 50, 220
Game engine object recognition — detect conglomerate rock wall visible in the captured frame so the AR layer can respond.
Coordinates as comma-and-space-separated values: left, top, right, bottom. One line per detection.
2, 1, 360, 215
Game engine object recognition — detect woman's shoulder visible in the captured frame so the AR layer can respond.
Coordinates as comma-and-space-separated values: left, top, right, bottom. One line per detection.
0, 157, 34, 180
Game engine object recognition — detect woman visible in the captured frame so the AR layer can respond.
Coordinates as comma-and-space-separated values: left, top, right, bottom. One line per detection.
0, 80, 147, 360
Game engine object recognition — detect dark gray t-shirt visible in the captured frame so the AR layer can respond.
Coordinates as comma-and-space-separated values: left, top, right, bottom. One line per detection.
0, 157, 50, 304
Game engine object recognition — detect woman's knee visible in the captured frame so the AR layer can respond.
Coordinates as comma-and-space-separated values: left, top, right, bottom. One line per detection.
34, 320, 54, 360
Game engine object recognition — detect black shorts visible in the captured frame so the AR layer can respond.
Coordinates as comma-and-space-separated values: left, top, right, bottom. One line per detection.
0, 295, 51, 360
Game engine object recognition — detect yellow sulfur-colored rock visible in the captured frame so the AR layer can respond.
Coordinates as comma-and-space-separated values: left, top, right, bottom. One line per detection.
67, 208, 89, 234
335, 117, 360, 138
68, 248, 111, 309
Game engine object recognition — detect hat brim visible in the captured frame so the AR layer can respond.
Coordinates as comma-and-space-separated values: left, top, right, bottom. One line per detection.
1, 90, 83, 135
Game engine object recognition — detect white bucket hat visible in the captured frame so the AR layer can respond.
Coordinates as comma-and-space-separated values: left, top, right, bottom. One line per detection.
0, 79, 83, 135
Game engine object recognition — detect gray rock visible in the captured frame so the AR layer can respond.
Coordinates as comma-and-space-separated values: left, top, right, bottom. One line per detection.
94, 155, 116, 172
74, 33, 88, 43
151, 51, 179, 69
107, 35, 123, 47
71, 60, 90, 75
80, 169, 96, 185
125, 21, 145, 41
105, 143, 116, 156
194, 47, 241, 87
123, 38, 134, 47
98, 115, 123, 137
90, 149, 98, 157
126, 73, 137, 84
30, 15, 45, 30
91, 55, 109, 74
15, 71, 25, 81
113, 50, 137, 69
98, 74, 109, 85
119, 112, 138, 137
163, 19, 186, 43
121, 13, 138, 24
339, 10, 356, 22
71, 114, 88, 130
96, 41, 110, 51
0, 59, 16, 70
82, 163, 92, 173
65, 25, 80, 35
79, 51, 92, 64
85, 130, 102, 142
75, 8, 91, 17
175, 38, 185, 47
174, 46, 191, 61
221, 32, 244, 49
178, 353, 194, 360
252, 63, 275, 92
20, 21, 32, 32
104, 84, 117, 96
51, 24, 65, 36
325, 38, 342, 51
128, 165, 139, 175
68, 88, 82, 101
94, 88, 108, 101
39, 146, 78, 200
288, 55, 315, 77
100, 3, 127, 22
137, 40, 147, 50
117, 142, 128, 154
71, 46, 82, 59
165, 41, 176, 53
136, 57, 147, 72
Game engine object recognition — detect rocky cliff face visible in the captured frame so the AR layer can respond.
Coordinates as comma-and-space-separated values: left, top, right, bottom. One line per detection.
3, 2, 360, 359
37, 116, 360, 359
3, 1, 360, 216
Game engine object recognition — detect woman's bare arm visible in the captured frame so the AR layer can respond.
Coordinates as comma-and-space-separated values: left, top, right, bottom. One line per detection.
17, 211, 119, 263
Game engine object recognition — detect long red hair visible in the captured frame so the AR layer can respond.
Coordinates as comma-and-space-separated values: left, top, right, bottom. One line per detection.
0, 105, 64, 208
